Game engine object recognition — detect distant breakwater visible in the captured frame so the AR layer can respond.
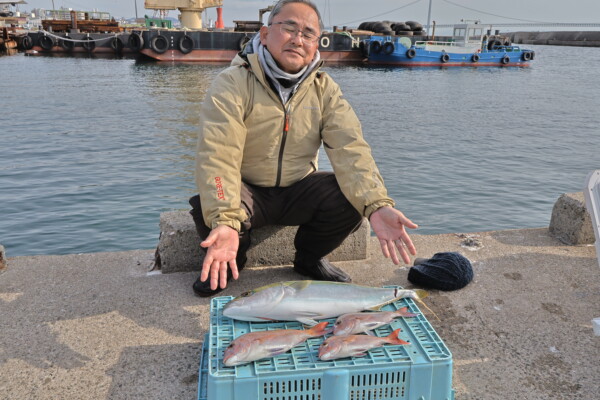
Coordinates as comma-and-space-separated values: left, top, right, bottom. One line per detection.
505, 31, 600, 47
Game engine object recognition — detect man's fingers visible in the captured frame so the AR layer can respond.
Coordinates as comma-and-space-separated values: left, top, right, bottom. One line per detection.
229, 259, 239, 280
219, 261, 228, 289
379, 239, 391, 259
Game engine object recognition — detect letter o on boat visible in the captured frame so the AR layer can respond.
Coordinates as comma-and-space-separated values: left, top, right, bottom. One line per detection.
406, 48, 416, 59
501, 55, 510, 65
441, 53, 450, 63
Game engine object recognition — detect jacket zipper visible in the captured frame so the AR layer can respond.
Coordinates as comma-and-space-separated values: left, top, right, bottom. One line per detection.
275, 106, 290, 187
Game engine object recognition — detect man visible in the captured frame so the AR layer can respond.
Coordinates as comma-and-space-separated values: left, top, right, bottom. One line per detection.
189, 0, 418, 297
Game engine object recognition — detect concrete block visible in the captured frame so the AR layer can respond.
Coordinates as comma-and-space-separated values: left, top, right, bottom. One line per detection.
0, 244, 6, 270
549, 192, 595, 245
156, 211, 370, 273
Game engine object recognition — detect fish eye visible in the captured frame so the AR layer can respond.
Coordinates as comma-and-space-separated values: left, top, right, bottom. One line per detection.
334, 321, 341, 325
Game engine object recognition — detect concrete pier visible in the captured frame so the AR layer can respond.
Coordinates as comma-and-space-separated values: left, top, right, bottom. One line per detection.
0, 192, 598, 399
506, 31, 600, 47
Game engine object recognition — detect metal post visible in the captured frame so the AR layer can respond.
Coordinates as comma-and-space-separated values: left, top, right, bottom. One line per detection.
426, 0, 432, 36
134, 0, 138, 20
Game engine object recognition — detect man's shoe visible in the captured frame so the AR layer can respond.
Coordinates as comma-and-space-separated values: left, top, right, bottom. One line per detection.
192, 259, 246, 297
293, 258, 352, 283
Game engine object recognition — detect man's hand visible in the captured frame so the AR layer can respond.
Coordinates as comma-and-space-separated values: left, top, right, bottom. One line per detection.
369, 206, 418, 265
200, 225, 240, 290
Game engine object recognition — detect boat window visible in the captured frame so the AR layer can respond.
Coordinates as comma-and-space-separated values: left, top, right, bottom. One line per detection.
454, 28, 466, 38
468, 28, 482, 40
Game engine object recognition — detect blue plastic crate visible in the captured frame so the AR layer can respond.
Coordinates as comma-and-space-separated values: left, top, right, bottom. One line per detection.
198, 287, 454, 400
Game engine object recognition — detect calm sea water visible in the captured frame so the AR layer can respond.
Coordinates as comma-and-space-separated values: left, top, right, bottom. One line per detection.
1, 45, 599, 257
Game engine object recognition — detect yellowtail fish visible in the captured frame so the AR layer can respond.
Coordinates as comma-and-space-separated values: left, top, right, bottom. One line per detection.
333, 307, 418, 336
222, 321, 330, 366
223, 280, 434, 326
318, 329, 409, 360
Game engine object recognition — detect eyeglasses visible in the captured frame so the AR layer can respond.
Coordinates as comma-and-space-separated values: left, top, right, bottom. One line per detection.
270, 22, 320, 45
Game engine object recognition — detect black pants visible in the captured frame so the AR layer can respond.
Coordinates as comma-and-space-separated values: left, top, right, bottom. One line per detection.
189, 171, 363, 265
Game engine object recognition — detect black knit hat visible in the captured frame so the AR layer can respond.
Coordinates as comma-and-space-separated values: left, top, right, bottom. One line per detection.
408, 252, 474, 291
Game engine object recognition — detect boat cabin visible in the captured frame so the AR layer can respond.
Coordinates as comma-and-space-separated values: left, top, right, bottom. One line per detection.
451, 21, 486, 45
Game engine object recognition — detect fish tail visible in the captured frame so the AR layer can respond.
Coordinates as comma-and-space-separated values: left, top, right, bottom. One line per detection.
308, 321, 331, 336
395, 306, 418, 318
410, 289, 440, 321
387, 328, 409, 345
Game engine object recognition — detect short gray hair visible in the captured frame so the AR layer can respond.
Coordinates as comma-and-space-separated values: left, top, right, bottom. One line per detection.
267, 0, 324, 32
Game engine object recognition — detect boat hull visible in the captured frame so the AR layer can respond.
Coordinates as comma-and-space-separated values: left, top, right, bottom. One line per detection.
367, 37, 534, 67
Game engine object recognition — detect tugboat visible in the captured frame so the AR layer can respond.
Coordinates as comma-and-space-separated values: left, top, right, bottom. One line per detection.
366, 21, 535, 67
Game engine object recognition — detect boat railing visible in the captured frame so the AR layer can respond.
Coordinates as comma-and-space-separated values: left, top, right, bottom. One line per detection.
414, 40, 459, 48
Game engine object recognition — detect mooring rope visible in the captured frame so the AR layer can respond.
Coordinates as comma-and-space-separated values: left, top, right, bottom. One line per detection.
38, 29, 128, 43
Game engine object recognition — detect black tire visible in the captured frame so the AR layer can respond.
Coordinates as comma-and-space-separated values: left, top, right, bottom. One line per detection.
21, 35, 33, 50
530, 51, 535, 60
393, 23, 410, 32
501, 55, 510, 65
395, 31, 413, 36
237, 35, 250, 51
521, 51, 531, 61
110, 37, 124, 53
150, 34, 169, 53
471, 53, 480, 62
406, 48, 416, 59
370, 40, 382, 54
128, 32, 144, 51
382, 41, 394, 55
38, 35, 54, 51
82, 36, 95, 52
406, 21, 423, 31
60, 38, 74, 51
441, 53, 450, 63
488, 39, 502, 50
179, 35, 194, 54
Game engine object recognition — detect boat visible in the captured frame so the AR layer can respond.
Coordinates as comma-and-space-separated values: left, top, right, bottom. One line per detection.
366, 21, 535, 67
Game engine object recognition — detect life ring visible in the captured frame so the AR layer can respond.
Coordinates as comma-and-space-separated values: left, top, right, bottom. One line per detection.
441, 53, 450, 63
521, 51, 532, 61
370, 40, 382, 54
60, 38, 74, 51
38, 35, 54, 51
382, 41, 395, 55
406, 48, 416, 59
128, 32, 144, 51
501, 55, 510, 65
471, 53, 480, 62
150, 34, 169, 54
178, 35, 194, 54
21, 35, 33, 50
82, 36, 95, 52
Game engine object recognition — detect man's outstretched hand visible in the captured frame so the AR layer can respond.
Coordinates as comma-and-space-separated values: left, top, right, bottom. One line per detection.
200, 225, 240, 290
369, 206, 418, 265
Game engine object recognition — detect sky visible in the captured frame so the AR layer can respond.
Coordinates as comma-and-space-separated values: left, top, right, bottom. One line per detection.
15, 0, 600, 27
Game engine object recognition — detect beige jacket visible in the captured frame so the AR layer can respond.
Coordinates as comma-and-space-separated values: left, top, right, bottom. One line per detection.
196, 52, 394, 231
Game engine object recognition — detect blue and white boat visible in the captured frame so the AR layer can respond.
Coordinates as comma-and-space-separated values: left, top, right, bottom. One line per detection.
366, 22, 535, 67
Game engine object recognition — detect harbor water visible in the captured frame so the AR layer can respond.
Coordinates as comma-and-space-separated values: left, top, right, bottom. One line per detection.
1, 45, 599, 257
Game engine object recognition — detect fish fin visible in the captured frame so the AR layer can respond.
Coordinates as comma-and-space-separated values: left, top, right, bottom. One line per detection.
287, 280, 313, 291
267, 346, 290, 357
396, 307, 418, 318
364, 330, 376, 336
308, 321, 331, 336
352, 349, 369, 357
298, 317, 320, 326
387, 329, 409, 345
